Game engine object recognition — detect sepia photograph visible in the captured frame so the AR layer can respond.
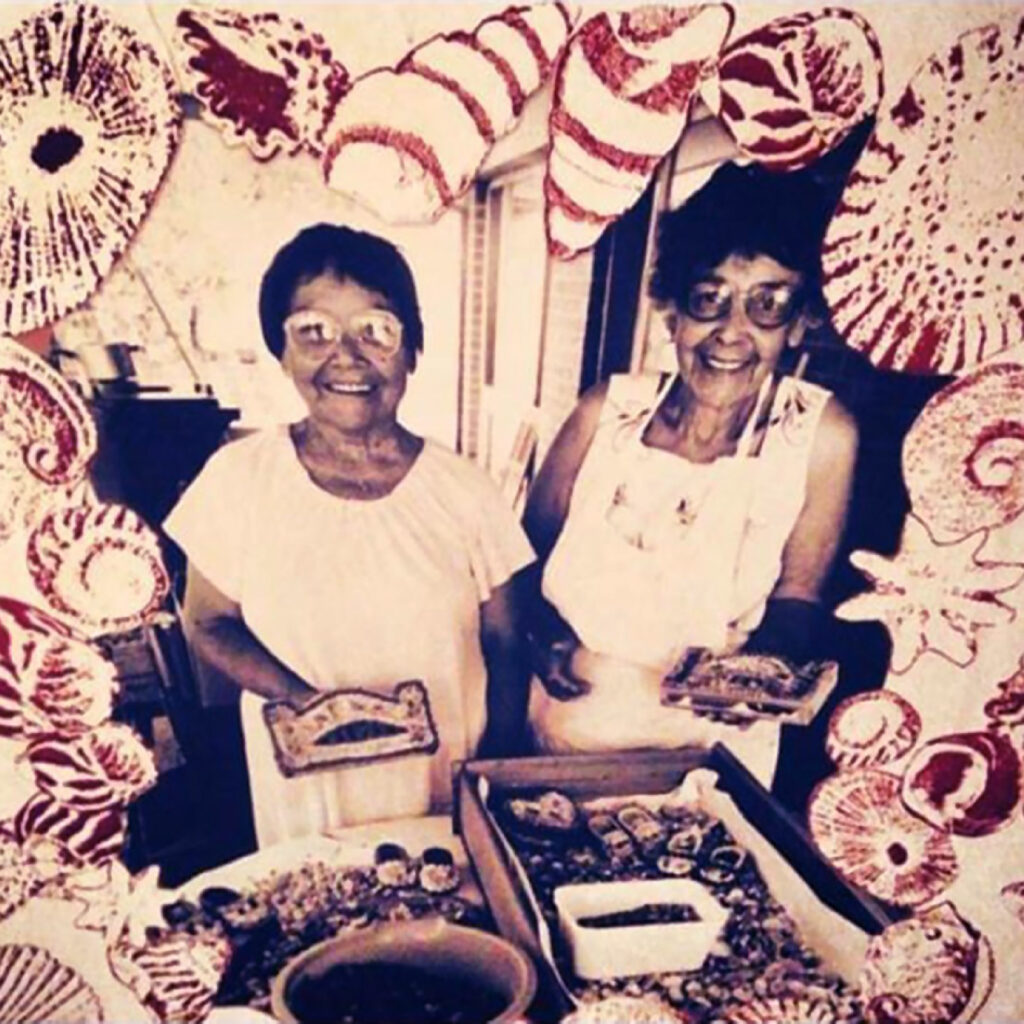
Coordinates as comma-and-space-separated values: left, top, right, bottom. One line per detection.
0, 1, 1022, 1021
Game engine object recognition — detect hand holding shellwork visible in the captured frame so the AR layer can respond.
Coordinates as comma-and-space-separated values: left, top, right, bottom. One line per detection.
527, 603, 590, 701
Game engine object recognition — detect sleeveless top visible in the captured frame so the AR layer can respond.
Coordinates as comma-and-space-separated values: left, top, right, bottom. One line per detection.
529, 372, 832, 781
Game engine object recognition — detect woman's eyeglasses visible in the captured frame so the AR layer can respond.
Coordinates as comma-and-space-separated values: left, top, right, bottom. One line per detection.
283, 308, 404, 357
682, 281, 804, 329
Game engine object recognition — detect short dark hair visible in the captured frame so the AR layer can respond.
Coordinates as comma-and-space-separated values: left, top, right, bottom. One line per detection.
258, 224, 424, 368
649, 162, 830, 315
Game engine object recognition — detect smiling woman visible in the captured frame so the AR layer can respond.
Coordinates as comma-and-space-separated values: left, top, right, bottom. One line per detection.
523, 164, 858, 785
162, 224, 535, 847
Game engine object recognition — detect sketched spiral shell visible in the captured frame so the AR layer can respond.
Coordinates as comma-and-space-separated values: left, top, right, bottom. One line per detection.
28, 502, 170, 634
808, 769, 958, 906
826, 691, 921, 770
0, 944, 103, 1023
903, 362, 1024, 542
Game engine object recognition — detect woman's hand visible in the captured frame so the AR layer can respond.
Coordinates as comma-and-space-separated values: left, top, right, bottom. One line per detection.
527, 603, 589, 701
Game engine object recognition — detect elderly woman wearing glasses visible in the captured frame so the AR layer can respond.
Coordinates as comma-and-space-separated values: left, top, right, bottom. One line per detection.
524, 165, 858, 784
165, 224, 533, 846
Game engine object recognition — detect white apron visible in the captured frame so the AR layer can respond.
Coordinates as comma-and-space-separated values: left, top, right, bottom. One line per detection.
529, 372, 831, 785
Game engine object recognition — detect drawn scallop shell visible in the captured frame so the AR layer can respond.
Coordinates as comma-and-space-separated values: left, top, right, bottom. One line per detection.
826, 691, 922, 770
718, 996, 843, 1024
0, 4, 181, 335
27, 501, 170, 635
0, 943, 103, 1023
823, 16, 1024, 373
0, 341, 96, 541
902, 362, 1024, 543
808, 769, 958, 906
860, 902, 984, 1024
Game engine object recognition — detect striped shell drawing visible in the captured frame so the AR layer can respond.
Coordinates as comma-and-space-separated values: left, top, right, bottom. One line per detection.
0, 340, 96, 542
0, 3, 181, 335
13, 791, 126, 868
826, 690, 921, 771
27, 500, 170, 636
545, 4, 734, 259
701, 8, 883, 173
323, 3, 571, 223
175, 7, 350, 160
0, 943, 103, 1023
823, 15, 1024, 373
27, 721, 157, 813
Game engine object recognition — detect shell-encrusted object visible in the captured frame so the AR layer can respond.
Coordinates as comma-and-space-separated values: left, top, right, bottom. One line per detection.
0, 341, 97, 541
27, 500, 170, 636
703, 8, 883, 172
808, 769, 958, 906
109, 930, 230, 1024
27, 722, 157, 812
716, 995, 846, 1023
175, 7, 350, 160
901, 730, 1021, 837
562, 995, 691, 1023
13, 791, 126, 868
823, 16, 1024, 373
545, 5, 734, 258
902, 362, 1024, 543
0, 4, 181, 336
826, 691, 921, 770
859, 903, 985, 1024
0, 943, 103, 1023
324, 3, 571, 224
835, 514, 1024, 674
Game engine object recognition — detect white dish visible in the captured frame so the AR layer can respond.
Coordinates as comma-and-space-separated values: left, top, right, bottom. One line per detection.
554, 878, 728, 980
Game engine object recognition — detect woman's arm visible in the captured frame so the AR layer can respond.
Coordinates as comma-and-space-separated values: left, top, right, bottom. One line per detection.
477, 571, 530, 757
746, 397, 859, 663
521, 382, 607, 699
182, 562, 318, 705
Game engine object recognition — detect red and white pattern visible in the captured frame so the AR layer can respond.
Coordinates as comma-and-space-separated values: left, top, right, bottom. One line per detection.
13, 792, 126, 869
902, 361, 1024, 544
823, 15, 1024, 373
702, 8, 883, 172
0, 341, 96, 542
984, 654, 1024, 734
826, 690, 921, 771
27, 500, 170, 636
859, 902, 989, 1024
1001, 881, 1024, 927
324, 3, 571, 223
900, 730, 1021, 838
835, 514, 1024, 674
175, 7, 350, 160
545, 5, 734, 258
0, 596, 114, 742
718, 996, 842, 1024
27, 723, 157, 813
108, 930, 231, 1024
0, 943, 104, 1024
0, 829, 41, 923
0, 4, 181, 336
808, 769, 958, 906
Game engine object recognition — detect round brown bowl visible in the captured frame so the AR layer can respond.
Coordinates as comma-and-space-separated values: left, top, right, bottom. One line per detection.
270, 917, 536, 1024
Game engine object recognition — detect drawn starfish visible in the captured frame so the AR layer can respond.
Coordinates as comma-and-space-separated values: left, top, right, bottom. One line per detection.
836, 514, 1024, 674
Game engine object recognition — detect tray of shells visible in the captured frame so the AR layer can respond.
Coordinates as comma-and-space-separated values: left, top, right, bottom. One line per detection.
457, 746, 897, 1024
154, 842, 485, 1012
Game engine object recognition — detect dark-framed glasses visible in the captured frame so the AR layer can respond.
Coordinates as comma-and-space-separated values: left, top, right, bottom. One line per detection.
683, 280, 804, 329
283, 308, 404, 356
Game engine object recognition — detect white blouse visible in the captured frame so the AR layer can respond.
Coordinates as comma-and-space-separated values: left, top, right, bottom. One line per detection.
165, 427, 534, 846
